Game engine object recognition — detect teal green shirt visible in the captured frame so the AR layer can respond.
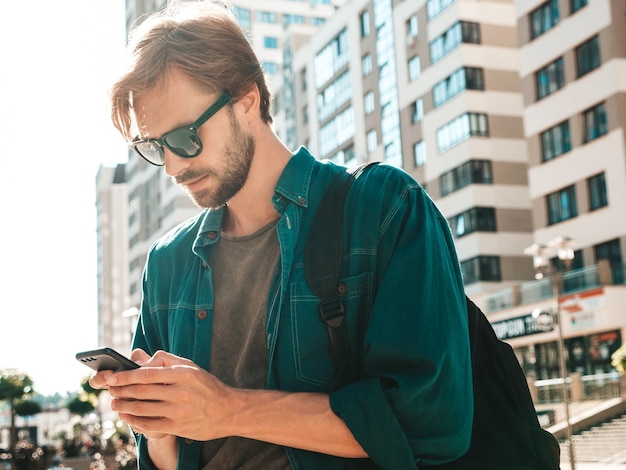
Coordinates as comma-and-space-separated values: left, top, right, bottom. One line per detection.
132, 147, 473, 469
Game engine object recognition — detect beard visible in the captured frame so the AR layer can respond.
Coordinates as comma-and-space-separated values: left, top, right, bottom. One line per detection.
175, 112, 255, 209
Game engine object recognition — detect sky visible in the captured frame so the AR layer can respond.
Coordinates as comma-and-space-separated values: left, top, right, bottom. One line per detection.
0, 0, 129, 396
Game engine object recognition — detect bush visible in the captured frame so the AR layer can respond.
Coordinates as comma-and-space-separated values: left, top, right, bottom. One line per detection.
612, 344, 626, 374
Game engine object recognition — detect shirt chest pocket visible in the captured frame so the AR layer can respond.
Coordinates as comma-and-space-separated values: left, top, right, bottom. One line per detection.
289, 272, 373, 389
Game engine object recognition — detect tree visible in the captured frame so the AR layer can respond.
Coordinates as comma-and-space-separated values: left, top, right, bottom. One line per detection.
14, 399, 42, 417
0, 370, 37, 449
66, 395, 95, 416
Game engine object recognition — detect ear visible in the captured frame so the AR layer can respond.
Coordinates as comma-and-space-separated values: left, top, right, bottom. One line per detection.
235, 84, 261, 123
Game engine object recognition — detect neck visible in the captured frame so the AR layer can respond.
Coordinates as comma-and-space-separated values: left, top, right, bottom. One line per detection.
221, 127, 292, 237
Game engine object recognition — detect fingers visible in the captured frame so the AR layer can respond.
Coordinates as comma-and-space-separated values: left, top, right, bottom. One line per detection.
89, 370, 113, 390
106, 363, 196, 388
129, 348, 151, 364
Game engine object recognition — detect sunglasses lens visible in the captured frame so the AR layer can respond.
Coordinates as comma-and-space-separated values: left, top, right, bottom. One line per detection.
134, 141, 165, 166
164, 128, 202, 158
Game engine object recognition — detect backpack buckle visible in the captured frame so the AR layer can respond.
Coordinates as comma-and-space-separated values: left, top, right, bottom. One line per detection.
319, 300, 345, 328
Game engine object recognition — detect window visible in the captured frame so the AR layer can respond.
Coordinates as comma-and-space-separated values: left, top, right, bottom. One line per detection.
449, 207, 496, 238
427, 0, 457, 21
317, 70, 351, 122
433, 67, 484, 108
407, 14, 418, 41
465, 66, 485, 90
284, 14, 305, 27
546, 185, 577, 224
318, 106, 355, 158
414, 141, 427, 166
233, 7, 251, 29
583, 102, 608, 143
588, 173, 608, 211
263, 36, 278, 49
314, 29, 349, 88
440, 160, 493, 196
535, 57, 564, 100
364, 91, 375, 115
261, 61, 279, 75
330, 145, 355, 166
408, 55, 421, 81
594, 239, 624, 284
367, 129, 378, 154
461, 256, 501, 284
571, 0, 587, 14
436, 112, 489, 153
541, 121, 571, 161
411, 99, 424, 123
257, 11, 277, 23
362, 54, 372, 77
530, 0, 559, 39
430, 21, 480, 65
360, 11, 370, 37
576, 35, 601, 77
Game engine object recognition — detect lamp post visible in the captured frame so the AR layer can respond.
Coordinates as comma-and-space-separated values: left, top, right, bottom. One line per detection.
524, 236, 577, 470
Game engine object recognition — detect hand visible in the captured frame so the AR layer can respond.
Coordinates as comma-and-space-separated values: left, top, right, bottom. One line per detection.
106, 350, 235, 442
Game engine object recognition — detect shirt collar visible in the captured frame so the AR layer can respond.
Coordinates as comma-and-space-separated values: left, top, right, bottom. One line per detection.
193, 146, 316, 249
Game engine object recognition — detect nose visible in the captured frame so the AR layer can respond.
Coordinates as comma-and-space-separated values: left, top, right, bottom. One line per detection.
163, 148, 192, 178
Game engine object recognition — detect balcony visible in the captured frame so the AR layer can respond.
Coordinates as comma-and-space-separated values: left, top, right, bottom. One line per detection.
483, 261, 625, 314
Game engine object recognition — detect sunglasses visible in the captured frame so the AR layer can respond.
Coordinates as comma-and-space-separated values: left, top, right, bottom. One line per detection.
131, 92, 232, 166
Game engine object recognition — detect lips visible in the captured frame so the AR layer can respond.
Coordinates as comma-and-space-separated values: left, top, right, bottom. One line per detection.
182, 174, 209, 192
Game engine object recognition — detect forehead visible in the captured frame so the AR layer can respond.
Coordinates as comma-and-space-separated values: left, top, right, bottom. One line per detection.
132, 68, 216, 138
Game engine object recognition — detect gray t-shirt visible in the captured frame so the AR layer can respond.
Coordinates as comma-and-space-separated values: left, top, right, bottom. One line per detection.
200, 219, 291, 469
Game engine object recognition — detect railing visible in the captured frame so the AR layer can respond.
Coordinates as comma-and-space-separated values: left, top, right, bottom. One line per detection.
582, 373, 623, 401
534, 372, 622, 404
483, 262, 626, 314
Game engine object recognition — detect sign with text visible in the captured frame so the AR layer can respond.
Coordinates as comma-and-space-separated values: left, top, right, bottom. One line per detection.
491, 312, 555, 341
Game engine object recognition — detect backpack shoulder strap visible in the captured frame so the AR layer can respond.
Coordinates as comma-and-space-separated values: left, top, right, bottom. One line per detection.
304, 162, 375, 388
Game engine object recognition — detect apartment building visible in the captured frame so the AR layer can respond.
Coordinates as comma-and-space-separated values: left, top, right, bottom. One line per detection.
278, 0, 535, 297
276, 0, 626, 380
95, 164, 133, 352
519, 0, 626, 281
487, 0, 626, 379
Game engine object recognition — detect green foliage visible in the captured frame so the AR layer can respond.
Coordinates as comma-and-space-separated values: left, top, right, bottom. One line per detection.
66, 395, 96, 416
612, 344, 626, 374
0, 370, 34, 401
13, 399, 42, 417
0, 369, 36, 449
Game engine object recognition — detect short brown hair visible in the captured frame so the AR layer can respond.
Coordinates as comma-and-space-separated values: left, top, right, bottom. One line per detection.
110, 0, 272, 141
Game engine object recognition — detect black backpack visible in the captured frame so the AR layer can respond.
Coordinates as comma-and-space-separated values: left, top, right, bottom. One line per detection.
304, 164, 561, 470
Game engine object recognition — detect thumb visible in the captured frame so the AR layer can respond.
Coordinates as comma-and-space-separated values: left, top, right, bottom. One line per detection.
129, 348, 151, 365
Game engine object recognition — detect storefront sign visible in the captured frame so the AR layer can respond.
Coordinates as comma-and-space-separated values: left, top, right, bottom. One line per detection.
491, 312, 555, 341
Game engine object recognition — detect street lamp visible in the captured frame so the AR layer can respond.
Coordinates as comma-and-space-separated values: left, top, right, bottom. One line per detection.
524, 236, 577, 470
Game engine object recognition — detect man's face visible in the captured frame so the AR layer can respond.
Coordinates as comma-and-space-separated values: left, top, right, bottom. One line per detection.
133, 69, 255, 209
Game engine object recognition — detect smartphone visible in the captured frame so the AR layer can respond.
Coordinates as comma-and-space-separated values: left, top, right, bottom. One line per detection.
76, 347, 140, 372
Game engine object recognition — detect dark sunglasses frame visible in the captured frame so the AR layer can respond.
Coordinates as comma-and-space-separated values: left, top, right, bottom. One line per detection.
131, 91, 233, 166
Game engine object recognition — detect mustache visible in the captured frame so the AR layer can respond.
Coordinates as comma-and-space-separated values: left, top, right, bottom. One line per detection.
174, 168, 215, 185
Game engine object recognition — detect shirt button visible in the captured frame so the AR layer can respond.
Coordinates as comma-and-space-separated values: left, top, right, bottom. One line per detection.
338, 282, 347, 295
197, 310, 207, 320
184, 438, 194, 445
297, 196, 306, 204
207, 231, 218, 239
202, 262, 208, 269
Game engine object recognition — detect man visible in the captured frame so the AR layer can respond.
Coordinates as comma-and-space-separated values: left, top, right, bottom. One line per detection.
91, 2, 473, 469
